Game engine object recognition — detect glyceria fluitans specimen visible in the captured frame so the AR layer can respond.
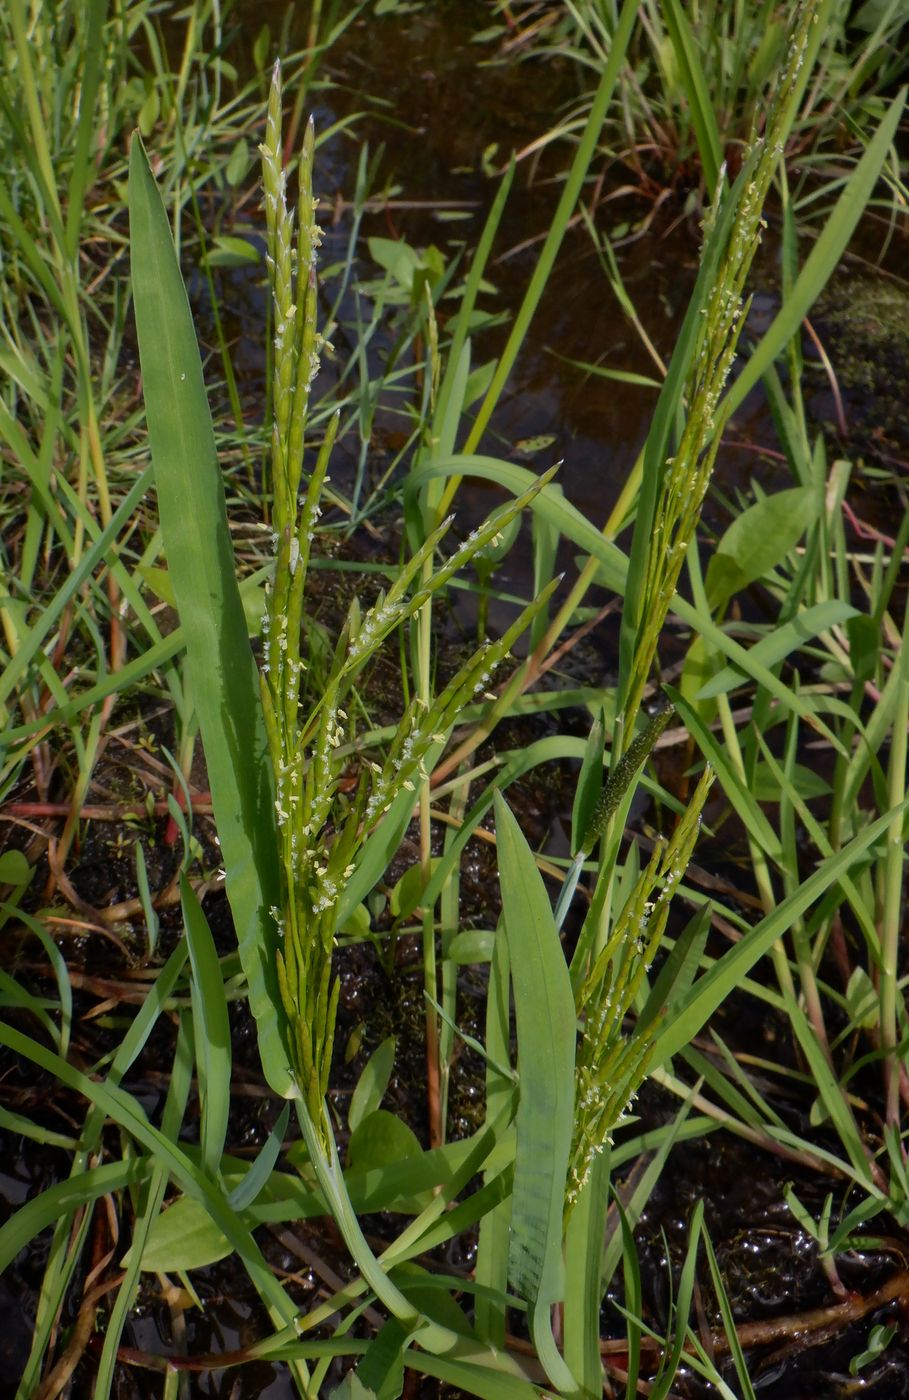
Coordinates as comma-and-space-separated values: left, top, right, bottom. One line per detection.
259, 63, 562, 1131
620, 0, 821, 740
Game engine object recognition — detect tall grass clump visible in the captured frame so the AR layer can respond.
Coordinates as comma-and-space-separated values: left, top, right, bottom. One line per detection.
486, 0, 907, 222
258, 68, 558, 1132
486, 1, 908, 1391
128, 1, 905, 1391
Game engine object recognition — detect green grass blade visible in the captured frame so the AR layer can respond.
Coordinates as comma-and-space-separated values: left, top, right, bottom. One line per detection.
660, 0, 722, 193
493, 791, 579, 1397
613, 1189, 644, 1400
431, 155, 515, 463
228, 1103, 291, 1211
696, 599, 858, 699
723, 87, 907, 420
637, 903, 712, 1039
563, 1149, 609, 1396
670, 689, 782, 863
0, 468, 150, 715
0, 1020, 300, 1331
128, 134, 288, 1097
475, 923, 513, 1348
458, 0, 642, 464
95, 1016, 195, 1399
0, 1159, 150, 1274
181, 875, 232, 1178
652, 803, 906, 1067
649, 1199, 704, 1400
408, 456, 628, 592
405, 1353, 543, 1400
702, 1227, 758, 1400
786, 999, 874, 1185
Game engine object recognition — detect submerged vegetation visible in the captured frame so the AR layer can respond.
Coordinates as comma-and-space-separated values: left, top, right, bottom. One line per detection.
1, 1, 908, 1396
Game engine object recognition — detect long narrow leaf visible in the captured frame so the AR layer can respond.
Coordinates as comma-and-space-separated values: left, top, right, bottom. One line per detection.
652, 804, 905, 1066
660, 0, 722, 194
181, 876, 232, 1178
494, 792, 579, 1397
128, 135, 289, 1096
723, 88, 906, 419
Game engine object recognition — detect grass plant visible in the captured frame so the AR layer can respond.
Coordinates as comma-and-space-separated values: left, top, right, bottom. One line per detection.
1, 1, 908, 1397
485, 0, 907, 225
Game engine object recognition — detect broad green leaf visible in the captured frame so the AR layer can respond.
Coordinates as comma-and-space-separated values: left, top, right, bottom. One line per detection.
389, 860, 442, 919
705, 487, 815, 609
0, 850, 31, 886
225, 139, 251, 186
207, 235, 260, 267
126, 1194, 233, 1273
128, 136, 288, 1097
349, 1037, 396, 1131
135, 1128, 498, 1272
347, 1110, 423, 1178
356, 1316, 412, 1399
446, 929, 495, 964
331, 1378, 376, 1400
331, 1377, 377, 1400
368, 236, 432, 286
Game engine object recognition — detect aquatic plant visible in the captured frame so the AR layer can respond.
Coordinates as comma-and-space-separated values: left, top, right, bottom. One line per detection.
485, 0, 908, 224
